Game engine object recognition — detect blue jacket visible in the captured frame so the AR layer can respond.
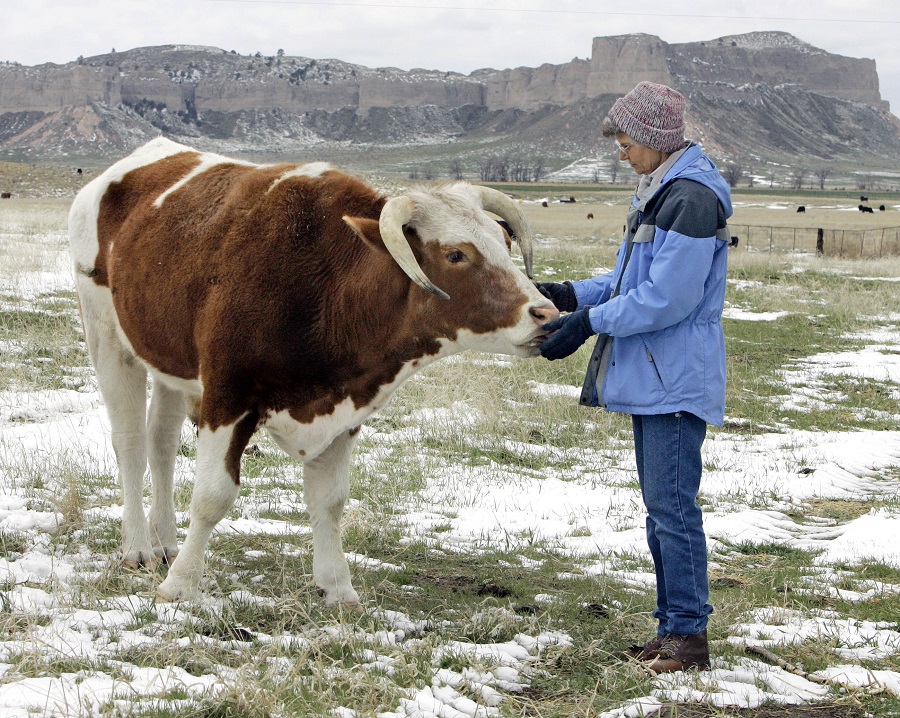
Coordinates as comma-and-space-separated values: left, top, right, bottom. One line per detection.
572, 143, 732, 426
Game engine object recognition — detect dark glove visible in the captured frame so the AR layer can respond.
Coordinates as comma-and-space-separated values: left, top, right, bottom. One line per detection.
539, 308, 595, 361
534, 281, 577, 313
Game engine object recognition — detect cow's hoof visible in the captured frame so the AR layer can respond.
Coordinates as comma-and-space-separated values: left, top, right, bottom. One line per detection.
322, 587, 360, 607
156, 578, 196, 603
154, 546, 179, 565
122, 550, 162, 571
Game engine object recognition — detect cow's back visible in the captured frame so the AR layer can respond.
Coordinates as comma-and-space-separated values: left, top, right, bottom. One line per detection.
69, 139, 387, 385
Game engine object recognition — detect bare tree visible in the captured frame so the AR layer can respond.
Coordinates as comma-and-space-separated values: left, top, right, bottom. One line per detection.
790, 166, 808, 190
510, 157, 529, 183
478, 156, 496, 182
720, 162, 743, 188
448, 158, 464, 180
531, 157, 546, 182
609, 155, 620, 184
815, 167, 832, 190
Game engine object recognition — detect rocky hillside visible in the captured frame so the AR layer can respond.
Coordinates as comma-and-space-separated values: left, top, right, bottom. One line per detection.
1, 32, 898, 176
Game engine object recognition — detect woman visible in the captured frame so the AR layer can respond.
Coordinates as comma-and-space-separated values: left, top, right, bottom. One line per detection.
537, 81, 732, 673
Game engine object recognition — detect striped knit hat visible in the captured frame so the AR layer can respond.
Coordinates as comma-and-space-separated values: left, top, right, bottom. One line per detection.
607, 81, 686, 153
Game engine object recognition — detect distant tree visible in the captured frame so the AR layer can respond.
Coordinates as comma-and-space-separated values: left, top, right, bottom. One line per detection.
493, 155, 509, 182
609, 155, 620, 184
478, 156, 495, 182
510, 157, 529, 182
721, 162, 743, 188
448, 158, 464, 180
790, 166, 808, 190
531, 157, 546, 182
277, 48, 285, 57
591, 168, 601, 184
815, 167, 832, 190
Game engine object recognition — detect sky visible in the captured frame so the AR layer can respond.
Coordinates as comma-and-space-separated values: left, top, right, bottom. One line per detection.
1, 203, 900, 714
2, 1, 900, 118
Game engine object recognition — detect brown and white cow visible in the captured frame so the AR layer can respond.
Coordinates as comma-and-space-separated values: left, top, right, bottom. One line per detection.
68, 138, 558, 604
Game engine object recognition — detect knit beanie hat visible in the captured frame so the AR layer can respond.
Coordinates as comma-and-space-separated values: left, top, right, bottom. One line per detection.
607, 81, 686, 153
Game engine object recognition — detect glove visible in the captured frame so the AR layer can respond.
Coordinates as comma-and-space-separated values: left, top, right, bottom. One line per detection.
534, 281, 577, 313
539, 308, 595, 361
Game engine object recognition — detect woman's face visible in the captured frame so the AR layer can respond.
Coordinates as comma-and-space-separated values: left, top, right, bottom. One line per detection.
616, 133, 670, 176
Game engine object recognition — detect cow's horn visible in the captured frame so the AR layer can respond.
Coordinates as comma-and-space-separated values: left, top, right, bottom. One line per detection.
379, 196, 450, 300
475, 186, 535, 278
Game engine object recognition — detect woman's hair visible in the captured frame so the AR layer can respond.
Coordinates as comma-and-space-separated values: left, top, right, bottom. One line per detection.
600, 116, 621, 139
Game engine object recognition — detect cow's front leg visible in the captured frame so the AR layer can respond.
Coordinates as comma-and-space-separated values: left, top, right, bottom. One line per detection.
304, 429, 360, 605
156, 416, 249, 602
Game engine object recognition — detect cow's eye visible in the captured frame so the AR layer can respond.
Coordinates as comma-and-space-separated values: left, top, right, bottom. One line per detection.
446, 249, 467, 264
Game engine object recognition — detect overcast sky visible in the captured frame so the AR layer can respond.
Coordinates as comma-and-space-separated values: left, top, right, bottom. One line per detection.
4, 1, 899, 119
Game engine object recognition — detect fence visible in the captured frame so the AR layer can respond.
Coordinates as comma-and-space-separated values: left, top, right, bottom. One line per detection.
727, 224, 900, 258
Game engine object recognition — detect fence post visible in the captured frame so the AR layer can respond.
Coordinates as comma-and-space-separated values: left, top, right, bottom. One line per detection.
816, 228, 824, 256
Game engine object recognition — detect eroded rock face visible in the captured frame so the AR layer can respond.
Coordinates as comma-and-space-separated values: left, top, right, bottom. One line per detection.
0, 33, 891, 156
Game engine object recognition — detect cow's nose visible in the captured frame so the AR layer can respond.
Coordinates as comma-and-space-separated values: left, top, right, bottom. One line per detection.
529, 303, 560, 324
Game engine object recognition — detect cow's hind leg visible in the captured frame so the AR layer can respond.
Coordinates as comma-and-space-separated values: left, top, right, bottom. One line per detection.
83, 317, 157, 568
156, 414, 253, 601
147, 379, 187, 563
304, 429, 360, 605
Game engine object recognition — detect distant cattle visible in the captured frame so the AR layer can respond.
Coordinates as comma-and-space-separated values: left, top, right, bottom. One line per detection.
587, 213, 594, 219
541, 201, 548, 207
860, 195, 869, 202
69, 138, 557, 605
76, 168, 83, 175
796, 206, 805, 213
729, 236, 740, 247
859, 205, 874, 213
880, 205, 886, 211
0, 192, 11, 199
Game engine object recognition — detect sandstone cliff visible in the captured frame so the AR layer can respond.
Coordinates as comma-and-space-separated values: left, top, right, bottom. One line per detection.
0, 32, 896, 167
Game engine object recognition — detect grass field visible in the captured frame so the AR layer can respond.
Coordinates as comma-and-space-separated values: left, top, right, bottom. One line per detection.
0, 193, 899, 717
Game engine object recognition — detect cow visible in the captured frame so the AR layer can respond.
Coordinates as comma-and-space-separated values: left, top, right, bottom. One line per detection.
880, 205, 886, 211
860, 205, 874, 213
796, 206, 805, 213
860, 195, 869, 202
1, 192, 11, 199
68, 138, 558, 605
587, 213, 594, 219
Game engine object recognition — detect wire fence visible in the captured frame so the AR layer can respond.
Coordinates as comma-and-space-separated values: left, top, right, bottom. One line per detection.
727, 225, 900, 258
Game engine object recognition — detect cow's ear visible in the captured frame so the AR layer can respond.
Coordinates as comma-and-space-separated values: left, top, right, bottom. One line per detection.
343, 216, 385, 251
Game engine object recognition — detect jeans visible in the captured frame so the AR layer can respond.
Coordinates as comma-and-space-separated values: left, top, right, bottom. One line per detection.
632, 411, 712, 636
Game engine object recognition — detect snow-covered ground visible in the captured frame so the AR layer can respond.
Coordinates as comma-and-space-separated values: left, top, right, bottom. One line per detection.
0, 237, 898, 716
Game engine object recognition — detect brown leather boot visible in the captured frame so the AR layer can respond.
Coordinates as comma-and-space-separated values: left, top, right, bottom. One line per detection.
642, 631, 710, 673
616, 634, 666, 661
